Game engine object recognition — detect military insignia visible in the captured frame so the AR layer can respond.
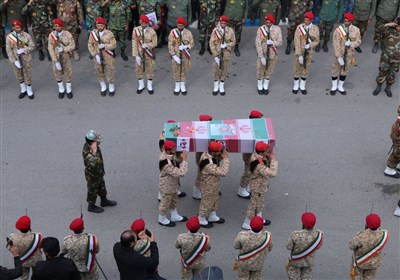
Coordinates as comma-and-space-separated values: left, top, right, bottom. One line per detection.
32, 12, 37, 17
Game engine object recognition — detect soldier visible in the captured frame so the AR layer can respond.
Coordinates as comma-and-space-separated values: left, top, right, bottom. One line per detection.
198, 141, 230, 228
372, 0, 400, 54
198, 0, 221, 55
383, 106, 400, 178
61, 218, 100, 280
349, 214, 389, 280
252, 0, 280, 28
48, 18, 75, 99
372, 18, 400, 97
82, 129, 117, 213
286, 212, 324, 280
352, 0, 376, 53
209, 15, 236, 96
165, 0, 191, 32
6, 19, 35, 99
132, 15, 157, 94
54, 0, 84, 60
88, 17, 117, 96
285, 0, 313, 55
83, 0, 106, 37
255, 14, 283, 95
22, 0, 54, 61
176, 216, 211, 280
234, 216, 273, 280
292, 11, 319, 95
8, 216, 43, 280
136, 0, 162, 46
168, 16, 194, 96
315, 0, 345, 53
1, 0, 28, 30
104, 0, 131, 61
223, 0, 247, 56
242, 141, 278, 229
330, 12, 361, 95
158, 140, 189, 227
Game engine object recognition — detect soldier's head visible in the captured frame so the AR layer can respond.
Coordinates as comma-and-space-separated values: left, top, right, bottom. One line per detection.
219, 15, 229, 28
343, 13, 354, 27
164, 140, 177, 155
249, 110, 263, 119
176, 17, 187, 31
15, 215, 31, 233
53, 18, 64, 32
96, 17, 107, 32
365, 214, 381, 231
301, 212, 316, 230
303, 12, 314, 26
41, 237, 60, 258
11, 19, 23, 33
265, 14, 275, 28
186, 216, 200, 233
208, 141, 223, 157
140, 15, 150, 29
250, 216, 264, 233
255, 141, 269, 156
69, 218, 84, 234
120, 230, 137, 248
85, 130, 103, 145
199, 114, 213, 121
131, 218, 145, 234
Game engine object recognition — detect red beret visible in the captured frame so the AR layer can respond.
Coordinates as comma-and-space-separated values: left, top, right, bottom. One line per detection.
250, 216, 264, 231
199, 114, 213, 121
167, 120, 176, 123
366, 214, 381, 230
131, 218, 145, 233
186, 216, 200, 232
208, 141, 223, 152
16, 215, 31, 231
164, 140, 176, 150
69, 218, 84, 231
265, 14, 275, 24
255, 141, 269, 152
53, 18, 64, 27
304, 12, 315, 20
11, 19, 23, 28
96, 17, 106, 24
176, 16, 187, 25
220, 15, 229, 22
302, 212, 316, 228
249, 110, 264, 118
140, 15, 150, 24
344, 12, 355, 22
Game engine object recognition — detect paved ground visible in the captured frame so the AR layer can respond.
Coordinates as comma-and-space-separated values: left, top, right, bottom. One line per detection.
0, 22, 399, 279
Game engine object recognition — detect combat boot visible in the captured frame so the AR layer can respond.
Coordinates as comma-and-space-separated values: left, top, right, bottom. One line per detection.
88, 204, 104, 213
322, 40, 329, 52
100, 196, 117, 207
121, 48, 128, 61
285, 40, 292, 55
2, 47, 8, 59
234, 44, 240, 57
385, 83, 393, 97
46, 49, 51, 61
38, 49, 44, 61
372, 83, 382, 96
372, 42, 379, 54
355, 46, 362, 53
315, 43, 321, 52
199, 43, 205, 56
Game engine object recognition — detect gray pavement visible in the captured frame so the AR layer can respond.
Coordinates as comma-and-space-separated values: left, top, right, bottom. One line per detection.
0, 22, 399, 279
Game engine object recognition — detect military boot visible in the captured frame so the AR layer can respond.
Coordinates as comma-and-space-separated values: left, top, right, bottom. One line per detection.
2, 47, 8, 59
121, 48, 128, 61
372, 83, 382, 96
285, 40, 292, 55
199, 43, 205, 56
315, 43, 321, 52
385, 83, 393, 97
38, 49, 44, 61
322, 41, 328, 52
100, 196, 117, 207
234, 44, 240, 57
46, 49, 51, 61
88, 204, 104, 213
372, 42, 379, 54
355, 46, 362, 53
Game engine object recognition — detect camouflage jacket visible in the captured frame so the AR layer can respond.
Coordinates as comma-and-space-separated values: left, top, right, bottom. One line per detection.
318, 0, 344, 22
82, 142, 105, 179
287, 229, 324, 267
199, 0, 220, 23
6, 30, 35, 64
168, 28, 194, 56
106, 1, 132, 30
288, 0, 313, 18
132, 26, 157, 56
294, 23, 319, 56
209, 25, 236, 59
223, 0, 247, 22
1, 0, 27, 26
21, 0, 54, 27
391, 120, 400, 146
134, 238, 152, 257
249, 153, 278, 193
137, 0, 161, 25
84, 0, 105, 19
199, 152, 229, 192
48, 30, 75, 62
376, 0, 400, 21
164, 0, 191, 27
54, 0, 83, 26
176, 232, 211, 270
8, 232, 43, 268
255, 24, 283, 59
87, 29, 117, 56
353, 0, 376, 21
159, 151, 188, 194
382, 25, 400, 59
332, 24, 361, 58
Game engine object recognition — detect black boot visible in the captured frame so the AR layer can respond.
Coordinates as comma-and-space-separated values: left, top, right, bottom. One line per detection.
2, 47, 8, 59
285, 40, 292, 55
207, 45, 212, 55
315, 43, 321, 52
355, 46, 362, 53
199, 43, 205, 56
372, 83, 382, 96
234, 44, 240, 57
38, 49, 44, 61
322, 41, 328, 52
385, 83, 393, 97
121, 48, 128, 61
46, 49, 51, 61
100, 196, 117, 207
372, 42, 379, 54
88, 204, 104, 213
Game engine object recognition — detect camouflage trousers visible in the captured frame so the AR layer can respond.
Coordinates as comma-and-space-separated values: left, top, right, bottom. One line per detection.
159, 192, 178, 215
110, 28, 127, 50
199, 184, 220, 217
376, 50, 400, 85
237, 266, 263, 280
246, 191, 265, 219
135, 57, 155, 79
194, 168, 201, 187
373, 16, 390, 43
12, 57, 32, 84
240, 161, 251, 188
293, 54, 313, 78
318, 20, 335, 42
32, 25, 51, 50
199, 20, 215, 43
86, 177, 107, 204
229, 21, 243, 44
287, 264, 312, 280
354, 267, 377, 280
387, 145, 400, 169
0, 26, 5, 48
65, 23, 80, 51
353, 19, 369, 39
287, 16, 303, 41
172, 57, 191, 81
257, 56, 277, 80
331, 54, 353, 77
181, 264, 202, 280
53, 53, 73, 82
94, 54, 116, 83
80, 267, 99, 280
213, 58, 230, 81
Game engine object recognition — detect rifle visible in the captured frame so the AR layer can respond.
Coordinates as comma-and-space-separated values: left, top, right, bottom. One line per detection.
16, 32, 24, 72
89, 249, 108, 280
219, 26, 225, 80
141, 28, 146, 73
264, 27, 270, 76
56, 32, 63, 73
96, 30, 104, 73
303, 28, 310, 71
179, 30, 183, 82
343, 26, 349, 72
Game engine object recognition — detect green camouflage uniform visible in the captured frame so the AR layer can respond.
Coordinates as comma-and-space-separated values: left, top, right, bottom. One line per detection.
198, 0, 220, 44
1, 0, 28, 29
0, 6, 5, 51
106, 0, 131, 49
287, 0, 313, 41
386, 115, 400, 170
352, 0, 376, 38
224, 0, 247, 44
83, 0, 105, 36
165, 0, 191, 29
376, 25, 400, 85
373, 0, 400, 43
137, 0, 160, 24
317, 0, 344, 42
252, 0, 280, 27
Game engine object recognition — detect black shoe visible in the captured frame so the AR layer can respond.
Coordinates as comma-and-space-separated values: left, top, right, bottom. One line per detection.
89, 54, 93, 59
28, 94, 34, 99
338, 89, 347, 95
172, 216, 188, 222
397, 199, 400, 207
373, 84, 382, 96
192, 196, 201, 200
137, 87, 144, 94
372, 42, 379, 54
2, 47, 8, 59
292, 89, 298, 94
148, 89, 154, 95
264, 89, 269, 95
199, 44, 205, 56
237, 194, 251, 199
355, 47, 362, 53
59, 91, 65, 99
18, 91, 27, 99
174, 91, 179, 96
38, 50, 44, 61
263, 219, 271, 226
285, 43, 291, 55
67, 92, 73, 99
219, 191, 221, 196
101, 90, 107, 96
88, 205, 104, 213
385, 85, 392, 97
200, 222, 213, 228
121, 49, 128, 61
384, 172, 400, 178
211, 217, 225, 224
100, 197, 117, 207
178, 191, 186, 198
213, 90, 218, 96
159, 221, 176, 227
109, 90, 115, 97
258, 89, 263, 95
207, 46, 212, 55
220, 91, 225, 96
322, 42, 328, 53
300, 89, 307, 95
330, 90, 336, 96
234, 45, 240, 57
181, 90, 187, 96
315, 43, 320, 52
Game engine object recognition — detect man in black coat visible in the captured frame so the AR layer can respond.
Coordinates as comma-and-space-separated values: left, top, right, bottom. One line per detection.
113, 229, 159, 280
0, 241, 23, 279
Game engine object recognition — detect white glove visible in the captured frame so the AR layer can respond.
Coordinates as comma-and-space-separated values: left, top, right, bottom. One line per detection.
267, 39, 273, 45
17, 48, 25, 55
172, 55, 181, 64
135, 56, 141, 65
14, 60, 22, 68
142, 43, 147, 49
298, 55, 304, 65
220, 43, 227, 49
338, 57, 345, 66
55, 62, 62, 71
178, 44, 187, 51
214, 56, 220, 66
261, 57, 266, 66
95, 54, 102, 64
57, 46, 63, 53
304, 44, 310, 50
345, 40, 351, 47
98, 43, 105, 49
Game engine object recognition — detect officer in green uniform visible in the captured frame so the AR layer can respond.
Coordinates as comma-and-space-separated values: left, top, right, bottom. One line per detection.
137, 0, 162, 46
223, 0, 247, 56
352, 0, 376, 53
251, 0, 280, 28
198, 0, 220, 55
165, 0, 192, 32
83, 0, 106, 37
0, 4, 8, 58
1, 0, 28, 30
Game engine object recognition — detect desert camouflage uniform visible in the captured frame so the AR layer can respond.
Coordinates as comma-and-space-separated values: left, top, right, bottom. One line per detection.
8, 232, 43, 280
387, 111, 400, 169
245, 153, 278, 220
287, 0, 313, 42
176, 232, 211, 279
252, 0, 280, 27
352, 0, 376, 39
88, 28, 117, 83
198, 0, 220, 44
239, 153, 251, 189
48, 29, 75, 82
106, 0, 131, 50
293, 23, 319, 78
234, 230, 273, 280
168, 27, 194, 82
83, 0, 105, 36
376, 25, 400, 85
209, 24, 236, 81
255, 24, 282, 80
224, 0, 247, 44
62, 233, 100, 280
286, 229, 324, 280
1, 0, 28, 29
198, 152, 230, 218
349, 228, 389, 280
132, 25, 157, 79
134, 238, 152, 257
194, 152, 202, 188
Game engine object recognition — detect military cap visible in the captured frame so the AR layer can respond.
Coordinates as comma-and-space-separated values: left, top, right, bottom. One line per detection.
177, 16, 187, 25
11, 19, 23, 28
96, 17, 106, 24
250, 216, 264, 231
304, 12, 315, 20
265, 14, 276, 24
131, 218, 145, 233
140, 15, 150, 24
186, 216, 200, 232
249, 110, 264, 118
86, 130, 102, 142
16, 215, 31, 231
199, 114, 213, 121
302, 212, 316, 228
69, 218, 84, 231
53, 18, 64, 26
164, 140, 176, 150
344, 13, 355, 22
220, 15, 229, 22
167, 120, 176, 123
208, 141, 223, 152
366, 214, 381, 230
255, 141, 269, 152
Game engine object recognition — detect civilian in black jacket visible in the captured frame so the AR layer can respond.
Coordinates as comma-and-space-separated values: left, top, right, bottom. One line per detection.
113, 230, 159, 280
0, 242, 23, 279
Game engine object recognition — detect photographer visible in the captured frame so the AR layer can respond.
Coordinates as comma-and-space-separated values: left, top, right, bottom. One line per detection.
0, 240, 23, 279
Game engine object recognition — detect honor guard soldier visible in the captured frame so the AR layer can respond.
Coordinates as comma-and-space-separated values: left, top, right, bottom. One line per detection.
234, 216, 273, 280
209, 15, 236, 96
8, 216, 43, 280
286, 212, 324, 280
242, 141, 278, 229
255, 14, 283, 95
352, 0, 377, 53
48, 18, 75, 99
88, 17, 117, 96
292, 12, 319, 95
61, 218, 100, 279
132, 15, 158, 95
330, 12, 361, 95
198, 141, 230, 228
168, 16, 194, 96
223, 0, 247, 56
198, 0, 221, 55
349, 214, 389, 280
384, 106, 400, 178
158, 140, 189, 227
6, 19, 35, 99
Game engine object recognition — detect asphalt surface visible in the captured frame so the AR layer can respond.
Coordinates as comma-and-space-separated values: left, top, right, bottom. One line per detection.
0, 21, 399, 279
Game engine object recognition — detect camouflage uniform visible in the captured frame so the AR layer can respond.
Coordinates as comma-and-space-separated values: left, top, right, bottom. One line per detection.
168, 27, 194, 82
224, 0, 247, 44
239, 153, 251, 190
252, 0, 280, 27
176, 232, 211, 279
134, 238, 152, 257
198, 0, 220, 44
352, 0, 376, 39
245, 153, 278, 220
194, 152, 202, 189
286, 229, 324, 280
373, 0, 400, 44
293, 23, 319, 78
137, 0, 161, 25
8, 232, 43, 280
48, 29, 75, 82
83, 0, 105, 36
132, 25, 157, 79
1, 0, 28, 29
317, 0, 344, 44
0, 8, 5, 57
349, 228, 389, 280
62, 233, 100, 280
287, 0, 313, 42
234, 230, 273, 280
165, 0, 191, 29
376, 25, 400, 85
106, 0, 131, 50
198, 152, 230, 219
386, 116, 400, 170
